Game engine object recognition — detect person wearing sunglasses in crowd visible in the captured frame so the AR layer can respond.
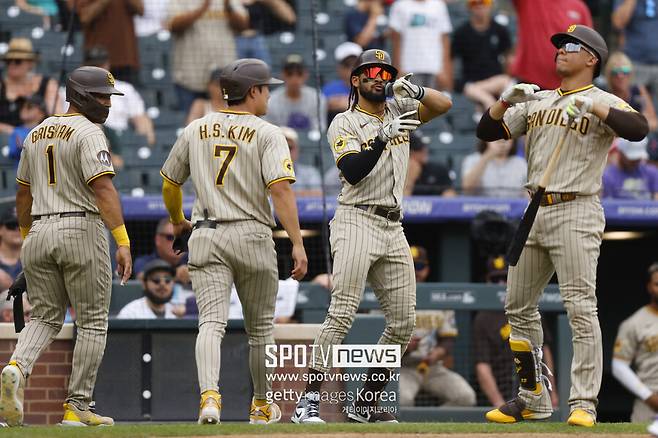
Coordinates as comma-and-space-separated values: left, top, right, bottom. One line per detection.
605, 51, 658, 132
291, 48, 451, 424
478, 25, 649, 427
0, 38, 60, 135
133, 217, 189, 284
117, 259, 178, 319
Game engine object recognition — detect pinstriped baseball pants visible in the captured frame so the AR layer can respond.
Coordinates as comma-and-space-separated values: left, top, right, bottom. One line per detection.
12, 214, 112, 411
312, 206, 416, 373
505, 196, 605, 414
188, 220, 278, 399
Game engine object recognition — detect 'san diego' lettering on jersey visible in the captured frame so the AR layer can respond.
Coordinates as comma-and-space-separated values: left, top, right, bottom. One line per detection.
526, 109, 590, 135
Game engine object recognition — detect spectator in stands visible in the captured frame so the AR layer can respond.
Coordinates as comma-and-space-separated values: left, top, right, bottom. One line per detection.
134, 218, 189, 286
72, 0, 143, 85
472, 256, 559, 407
461, 139, 527, 198
404, 131, 456, 196
117, 259, 178, 319
602, 137, 658, 200
612, 262, 658, 423
322, 42, 363, 124
186, 68, 226, 125
8, 95, 47, 166
344, 0, 387, 50
612, 0, 658, 96
265, 54, 327, 131
237, 0, 296, 65
322, 165, 342, 199
0, 208, 23, 290
281, 126, 322, 197
166, 0, 248, 113
0, 291, 32, 324
0, 38, 59, 134
84, 46, 156, 146
511, 0, 592, 89
15, 0, 59, 29
605, 52, 658, 132
134, 0, 168, 37
452, 0, 514, 111
400, 245, 476, 407
389, 0, 453, 90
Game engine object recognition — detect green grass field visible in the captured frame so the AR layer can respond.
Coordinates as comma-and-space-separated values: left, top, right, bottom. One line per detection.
0, 422, 650, 437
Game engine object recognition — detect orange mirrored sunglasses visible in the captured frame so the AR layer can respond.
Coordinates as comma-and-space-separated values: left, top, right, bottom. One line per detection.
361, 67, 393, 81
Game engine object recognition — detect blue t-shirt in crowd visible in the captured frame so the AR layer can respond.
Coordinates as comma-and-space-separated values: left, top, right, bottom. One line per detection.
343, 8, 386, 50
8, 126, 31, 167
602, 162, 658, 200
614, 0, 658, 64
322, 80, 350, 98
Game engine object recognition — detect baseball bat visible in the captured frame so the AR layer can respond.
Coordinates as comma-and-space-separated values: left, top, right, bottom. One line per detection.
506, 116, 574, 266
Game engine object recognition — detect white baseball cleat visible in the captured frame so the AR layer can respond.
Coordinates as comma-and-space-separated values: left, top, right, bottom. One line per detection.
291, 391, 325, 424
648, 416, 658, 437
0, 362, 25, 427
198, 390, 221, 425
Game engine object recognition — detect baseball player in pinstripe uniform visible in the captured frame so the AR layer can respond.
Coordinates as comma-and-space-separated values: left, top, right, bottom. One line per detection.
477, 25, 649, 427
612, 262, 658, 423
0, 66, 132, 427
160, 58, 307, 425
291, 49, 452, 424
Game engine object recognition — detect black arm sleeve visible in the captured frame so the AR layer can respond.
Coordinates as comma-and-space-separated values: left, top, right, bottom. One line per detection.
604, 108, 649, 141
337, 137, 387, 185
476, 109, 509, 141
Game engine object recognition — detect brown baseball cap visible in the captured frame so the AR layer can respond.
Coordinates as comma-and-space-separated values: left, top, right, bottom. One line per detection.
220, 58, 283, 101
551, 24, 608, 75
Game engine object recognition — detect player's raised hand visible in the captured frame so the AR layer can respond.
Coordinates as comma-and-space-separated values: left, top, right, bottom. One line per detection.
291, 243, 308, 281
501, 83, 543, 105
564, 95, 593, 122
116, 246, 133, 285
392, 73, 425, 101
378, 110, 421, 142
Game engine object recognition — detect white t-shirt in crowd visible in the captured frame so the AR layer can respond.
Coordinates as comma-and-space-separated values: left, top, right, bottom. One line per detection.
389, 0, 452, 75
461, 152, 528, 198
105, 80, 146, 132
117, 297, 177, 319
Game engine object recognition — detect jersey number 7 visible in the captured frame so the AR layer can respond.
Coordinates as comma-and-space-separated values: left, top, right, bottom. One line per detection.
214, 144, 237, 186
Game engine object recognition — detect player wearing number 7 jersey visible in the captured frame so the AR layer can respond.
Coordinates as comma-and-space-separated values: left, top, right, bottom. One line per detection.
160, 58, 308, 425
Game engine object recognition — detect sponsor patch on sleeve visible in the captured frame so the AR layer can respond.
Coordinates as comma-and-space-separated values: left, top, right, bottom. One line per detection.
97, 150, 112, 167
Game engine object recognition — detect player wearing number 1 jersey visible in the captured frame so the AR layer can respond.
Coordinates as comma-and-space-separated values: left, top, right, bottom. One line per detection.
160, 59, 308, 425
0, 66, 132, 427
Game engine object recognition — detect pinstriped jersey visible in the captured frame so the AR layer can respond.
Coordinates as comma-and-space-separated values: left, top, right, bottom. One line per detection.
613, 306, 658, 390
502, 85, 636, 195
16, 113, 115, 215
329, 97, 421, 208
161, 109, 296, 227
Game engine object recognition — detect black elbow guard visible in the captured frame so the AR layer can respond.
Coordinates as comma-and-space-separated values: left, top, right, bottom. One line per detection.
477, 109, 509, 141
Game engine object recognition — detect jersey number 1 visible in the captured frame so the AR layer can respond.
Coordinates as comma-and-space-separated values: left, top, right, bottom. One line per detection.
214, 144, 237, 186
45, 144, 56, 185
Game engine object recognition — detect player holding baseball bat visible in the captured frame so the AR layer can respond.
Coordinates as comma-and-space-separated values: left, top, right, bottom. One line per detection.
476, 25, 648, 427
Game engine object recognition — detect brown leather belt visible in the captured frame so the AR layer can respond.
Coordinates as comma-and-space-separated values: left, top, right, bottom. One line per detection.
354, 204, 401, 221
32, 212, 86, 220
539, 192, 577, 207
